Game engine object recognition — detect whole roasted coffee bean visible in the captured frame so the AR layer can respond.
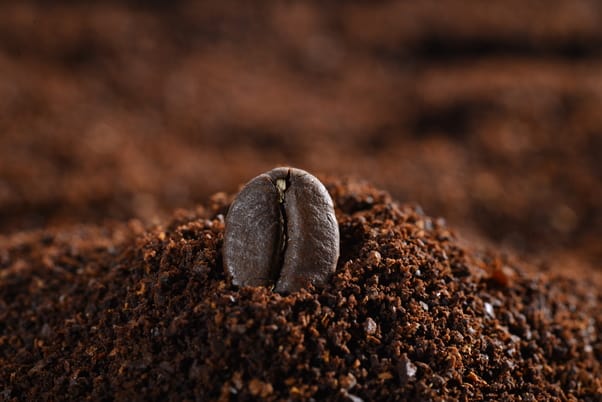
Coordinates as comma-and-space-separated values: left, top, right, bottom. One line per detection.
223, 167, 339, 293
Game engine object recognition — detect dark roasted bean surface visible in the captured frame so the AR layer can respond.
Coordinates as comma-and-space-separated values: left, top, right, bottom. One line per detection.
223, 167, 339, 293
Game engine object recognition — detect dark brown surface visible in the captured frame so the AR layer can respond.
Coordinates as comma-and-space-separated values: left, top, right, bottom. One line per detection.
1, 180, 601, 400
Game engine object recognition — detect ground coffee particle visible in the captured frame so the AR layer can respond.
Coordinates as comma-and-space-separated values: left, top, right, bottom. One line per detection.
1, 180, 601, 401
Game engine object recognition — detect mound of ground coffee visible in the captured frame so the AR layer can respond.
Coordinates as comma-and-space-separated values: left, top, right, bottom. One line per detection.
1, 179, 600, 400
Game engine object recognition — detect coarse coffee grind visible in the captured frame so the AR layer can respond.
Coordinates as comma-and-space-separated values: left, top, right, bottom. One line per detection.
0, 179, 600, 401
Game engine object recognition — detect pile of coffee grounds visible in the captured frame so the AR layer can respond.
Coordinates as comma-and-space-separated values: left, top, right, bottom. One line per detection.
1, 180, 600, 400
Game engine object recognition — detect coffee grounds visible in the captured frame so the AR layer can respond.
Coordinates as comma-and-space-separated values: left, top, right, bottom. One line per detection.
1, 180, 600, 400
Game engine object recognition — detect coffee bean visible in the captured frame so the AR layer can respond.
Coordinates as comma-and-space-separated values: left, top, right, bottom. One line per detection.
223, 167, 339, 293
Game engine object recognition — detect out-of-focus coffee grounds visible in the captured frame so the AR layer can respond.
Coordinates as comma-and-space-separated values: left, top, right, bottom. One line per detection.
0, 2, 600, 270
1, 180, 600, 400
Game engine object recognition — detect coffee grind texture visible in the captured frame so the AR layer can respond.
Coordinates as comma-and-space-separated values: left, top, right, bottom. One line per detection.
1, 179, 601, 400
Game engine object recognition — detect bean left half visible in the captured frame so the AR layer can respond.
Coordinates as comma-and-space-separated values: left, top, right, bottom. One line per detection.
223, 167, 340, 293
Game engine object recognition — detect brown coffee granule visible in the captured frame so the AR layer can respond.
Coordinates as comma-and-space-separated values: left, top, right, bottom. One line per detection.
0, 180, 600, 400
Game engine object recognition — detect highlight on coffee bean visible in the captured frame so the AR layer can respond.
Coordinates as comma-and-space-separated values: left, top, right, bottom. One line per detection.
223, 167, 340, 293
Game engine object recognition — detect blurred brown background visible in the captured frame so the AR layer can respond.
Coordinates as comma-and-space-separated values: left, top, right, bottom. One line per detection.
0, 1, 600, 268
